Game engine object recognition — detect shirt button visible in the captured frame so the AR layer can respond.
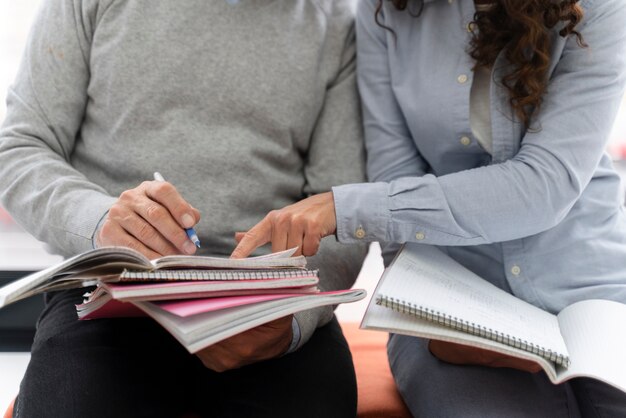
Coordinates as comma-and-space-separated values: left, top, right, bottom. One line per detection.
457, 74, 468, 84
460, 136, 471, 146
355, 227, 366, 239
511, 265, 522, 276
415, 232, 426, 240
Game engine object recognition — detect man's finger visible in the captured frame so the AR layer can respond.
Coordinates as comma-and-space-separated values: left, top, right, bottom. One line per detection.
107, 203, 180, 255
231, 219, 273, 258
133, 199, 196, 255
144, 181, 198, 229
98, 220, 163, 260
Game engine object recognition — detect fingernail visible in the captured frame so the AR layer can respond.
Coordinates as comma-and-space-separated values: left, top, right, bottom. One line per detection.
183, 241, 197, 255
182, 214, 195, 228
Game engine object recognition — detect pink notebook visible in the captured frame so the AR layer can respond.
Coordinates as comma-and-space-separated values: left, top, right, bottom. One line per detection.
79, 291, 347, 320
79, 293, 305, 320
157, 294, 300, 317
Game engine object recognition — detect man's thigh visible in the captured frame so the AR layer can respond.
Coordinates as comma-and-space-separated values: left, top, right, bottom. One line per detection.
388, 334, 580, 418
15, 288, 204, 418
16, 290, 357, 418
195, 316, 357, 418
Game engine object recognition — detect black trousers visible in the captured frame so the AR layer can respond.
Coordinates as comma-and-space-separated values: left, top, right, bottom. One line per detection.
14, 288, 357, 418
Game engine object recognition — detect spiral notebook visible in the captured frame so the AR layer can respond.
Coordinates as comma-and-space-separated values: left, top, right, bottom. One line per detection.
101, 270, 319, 302
361, 243, 626, 394
0, 246, 306, 308
118, 268, 316, 282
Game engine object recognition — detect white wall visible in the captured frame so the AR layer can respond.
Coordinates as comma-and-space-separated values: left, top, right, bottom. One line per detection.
0, 1, 40, 123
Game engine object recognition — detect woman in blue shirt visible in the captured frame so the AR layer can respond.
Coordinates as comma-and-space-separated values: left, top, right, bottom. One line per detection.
234, 0, 626, 415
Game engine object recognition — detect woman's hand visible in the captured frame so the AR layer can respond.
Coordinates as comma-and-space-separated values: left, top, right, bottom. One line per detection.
428, 340, 542, 373
231, 192, 336, 258
96, 181, 201, 259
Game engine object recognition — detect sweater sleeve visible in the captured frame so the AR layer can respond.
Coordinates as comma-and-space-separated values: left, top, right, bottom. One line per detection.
0, 0, 117, 257
293, 2, 368, 350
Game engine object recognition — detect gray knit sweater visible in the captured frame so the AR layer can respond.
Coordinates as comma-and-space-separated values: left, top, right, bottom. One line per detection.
0, 0, 366, 349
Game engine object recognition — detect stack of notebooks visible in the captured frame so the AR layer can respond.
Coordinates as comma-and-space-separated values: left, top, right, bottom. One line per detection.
0, 247, 365, 353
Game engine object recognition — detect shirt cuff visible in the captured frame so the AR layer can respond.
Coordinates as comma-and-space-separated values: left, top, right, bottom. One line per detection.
332, 182, 389, 244
285, 316, 301, 354
91, 210, 109, 249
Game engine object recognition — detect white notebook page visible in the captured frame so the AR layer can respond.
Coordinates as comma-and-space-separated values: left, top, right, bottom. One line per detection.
556, 299, 626, 392
377, 244, 569, 359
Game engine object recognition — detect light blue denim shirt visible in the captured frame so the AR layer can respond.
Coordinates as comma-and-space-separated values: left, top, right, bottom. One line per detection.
333, 0, 626, 314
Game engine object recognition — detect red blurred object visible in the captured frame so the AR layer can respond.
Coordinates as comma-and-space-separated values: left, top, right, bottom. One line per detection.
3, 397, 14, 418
0, 206, 12, 224
0, 206, 23, 233
341, 322, 411, 418
609, 143, 626, 160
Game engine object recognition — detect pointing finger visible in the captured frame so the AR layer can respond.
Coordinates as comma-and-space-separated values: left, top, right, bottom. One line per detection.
231, 218, 273, 259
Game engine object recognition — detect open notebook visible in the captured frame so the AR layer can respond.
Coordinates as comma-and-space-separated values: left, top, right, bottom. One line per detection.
362, 243, 626, 394
0, 246, 305, 308
0, 245, 367, 354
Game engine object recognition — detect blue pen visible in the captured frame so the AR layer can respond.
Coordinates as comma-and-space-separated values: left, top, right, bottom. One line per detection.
153, 172, 201, 248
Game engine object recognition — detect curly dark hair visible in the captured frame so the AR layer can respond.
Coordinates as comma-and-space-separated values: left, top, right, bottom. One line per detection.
376, 0, 586, 128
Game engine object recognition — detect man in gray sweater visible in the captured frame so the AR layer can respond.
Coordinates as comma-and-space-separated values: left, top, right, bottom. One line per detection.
0, 1, 366, 417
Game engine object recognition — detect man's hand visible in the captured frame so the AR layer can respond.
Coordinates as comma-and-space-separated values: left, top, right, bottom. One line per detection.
96, 181, 201, 259
428, 340, 542, 373
196, 315, 294, 372
231, 192, 336, 258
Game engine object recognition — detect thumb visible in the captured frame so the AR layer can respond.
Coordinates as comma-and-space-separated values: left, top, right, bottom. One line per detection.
234, 232, 245, 243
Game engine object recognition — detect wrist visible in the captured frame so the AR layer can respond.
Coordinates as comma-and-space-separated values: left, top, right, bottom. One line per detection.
91, 210, 109, 249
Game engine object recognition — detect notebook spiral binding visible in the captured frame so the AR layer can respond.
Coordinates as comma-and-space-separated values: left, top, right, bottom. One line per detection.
120, 268, 318, 282
376, 295, 570, 368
